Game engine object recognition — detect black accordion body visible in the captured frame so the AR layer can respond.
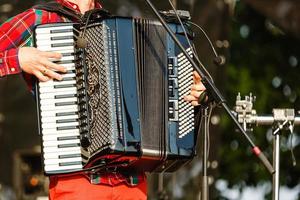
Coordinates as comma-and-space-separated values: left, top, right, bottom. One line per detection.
34, 16, 196, 175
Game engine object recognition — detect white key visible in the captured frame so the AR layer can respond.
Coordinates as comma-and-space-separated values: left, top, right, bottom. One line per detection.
45, 164, 83, 172
43, 150, 82, 159
40, 88, 76, 99
39, 80, 76, 88
61, 73, 76, 78
54, 49, 76, 55
39, 87, 76, 94
42, 121, 79, 129
37, 46, 75, 52
36, 32, 74, 40
36, 39, 74, 46
40, 93, 76, 100
42, 129, 80, 136
48, 55, 75, 63
44, 157, 83, 165
36, 25, 75, 34
40, 97, 77, 105
60, 63, 75, 68
43, 139, 80, 147
40, 104, 77, 112
40, 108, 78, 117
43, 146, 81, 153
60, 55, 75, 61
43, 132, 80, 141
41, 114, 78, 123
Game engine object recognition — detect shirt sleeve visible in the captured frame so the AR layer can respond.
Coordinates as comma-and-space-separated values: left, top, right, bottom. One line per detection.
0, 8, 36, 77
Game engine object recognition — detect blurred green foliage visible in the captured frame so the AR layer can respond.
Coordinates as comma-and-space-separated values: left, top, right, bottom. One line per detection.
218, 1, 300, 195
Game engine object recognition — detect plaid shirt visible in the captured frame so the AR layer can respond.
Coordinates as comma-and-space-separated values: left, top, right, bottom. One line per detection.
0, 0, 145, 186
0, 0, 102, 90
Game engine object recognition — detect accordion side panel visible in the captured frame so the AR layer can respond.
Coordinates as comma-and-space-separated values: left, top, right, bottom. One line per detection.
172, 25, 195, 152
112, 18, 142, 154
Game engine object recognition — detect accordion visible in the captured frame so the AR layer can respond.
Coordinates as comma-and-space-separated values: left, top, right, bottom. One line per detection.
34, 16, 196, 175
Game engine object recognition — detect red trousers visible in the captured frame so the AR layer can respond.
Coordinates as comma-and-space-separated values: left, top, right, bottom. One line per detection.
49, 174, 147, 200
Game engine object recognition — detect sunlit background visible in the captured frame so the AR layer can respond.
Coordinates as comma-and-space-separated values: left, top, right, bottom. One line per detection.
0, 0, 299, 199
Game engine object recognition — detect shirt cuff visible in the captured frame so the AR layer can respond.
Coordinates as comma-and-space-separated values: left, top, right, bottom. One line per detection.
0, 48, 21, 77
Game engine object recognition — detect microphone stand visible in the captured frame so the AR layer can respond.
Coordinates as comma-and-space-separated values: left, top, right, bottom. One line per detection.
201, 107, 209, 200
143, 0, 275, 199
235, 93, 300, 200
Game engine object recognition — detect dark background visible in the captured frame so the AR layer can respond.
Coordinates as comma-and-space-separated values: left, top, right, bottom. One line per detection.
0, 0, 299, 199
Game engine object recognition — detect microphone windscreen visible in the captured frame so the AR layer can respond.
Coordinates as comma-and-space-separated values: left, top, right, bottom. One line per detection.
76, 37, 87, 48
213, 55, 226, 66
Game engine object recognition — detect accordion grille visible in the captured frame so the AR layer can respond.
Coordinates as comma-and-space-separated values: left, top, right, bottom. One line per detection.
177, 48, 194, 138
84, 24, 113, 154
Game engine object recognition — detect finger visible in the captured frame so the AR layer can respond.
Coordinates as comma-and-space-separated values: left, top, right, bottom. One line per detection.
184, 95, 198, 102
40, 59, 67, 73
190, 90, 204, 98
191, 101, 200, 106
191, 84, 206, 91
193, 71, 201, 83
40, 51, 62, 59
33, 70, 49, 82
44, 69, 63, 81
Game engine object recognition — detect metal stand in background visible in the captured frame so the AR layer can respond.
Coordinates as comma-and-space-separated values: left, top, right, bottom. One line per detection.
273, 132, 280, 200
201, 107, 209, 200
235, 93, 300, 200
157, 173, 169, 200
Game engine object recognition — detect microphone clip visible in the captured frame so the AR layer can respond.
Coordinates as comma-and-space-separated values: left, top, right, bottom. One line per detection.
159, 10, 191, 23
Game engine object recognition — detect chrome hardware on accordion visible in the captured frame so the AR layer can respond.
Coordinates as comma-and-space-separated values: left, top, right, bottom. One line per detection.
34, 16, 196, 175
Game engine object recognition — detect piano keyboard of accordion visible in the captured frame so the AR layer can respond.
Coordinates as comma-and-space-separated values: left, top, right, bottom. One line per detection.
34, 17, 196, 175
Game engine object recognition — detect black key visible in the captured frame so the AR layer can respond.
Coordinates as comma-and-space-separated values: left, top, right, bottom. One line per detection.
51, 35, 73, 41
53, 60, 74, 65
55, 94, 76, 99
66, 70, 76, 74
55, 101, 77, 106
59, 161, 82, 166
51, 29, 73, 34
58, 143, 80, 148
57, 136, 80, 141
54, 84, 76, 89
52, 42, 74, 47
56, 119, 78, 123
53, 77, 76, 82
61, 52, 74, 57
59, 153, 81, 159
57, 126, 78, 131
56, 111, 77, 117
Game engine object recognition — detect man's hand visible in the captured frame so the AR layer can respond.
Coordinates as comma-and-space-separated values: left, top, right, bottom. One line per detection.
19, 47, 66, 82
184, 71, 206, 106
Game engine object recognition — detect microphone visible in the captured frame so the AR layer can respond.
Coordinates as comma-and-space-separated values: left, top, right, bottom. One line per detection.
213, 55, 226, 66
76, 37, 88, 48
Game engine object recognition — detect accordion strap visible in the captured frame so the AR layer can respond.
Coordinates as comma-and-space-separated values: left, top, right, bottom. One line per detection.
33, 1, 112, 23
33, 1, 82, 22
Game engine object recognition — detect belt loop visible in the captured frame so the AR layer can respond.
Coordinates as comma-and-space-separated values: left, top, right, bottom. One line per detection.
129, 175, 139, 186
90, 173, 101, 184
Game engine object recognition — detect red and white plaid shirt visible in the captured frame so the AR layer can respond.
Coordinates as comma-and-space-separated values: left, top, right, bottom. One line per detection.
0, 0, 102, 90
0, 0, 145, 186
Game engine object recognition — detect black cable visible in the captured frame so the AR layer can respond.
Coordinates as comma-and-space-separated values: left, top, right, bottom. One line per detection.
188, 21, 219, 58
